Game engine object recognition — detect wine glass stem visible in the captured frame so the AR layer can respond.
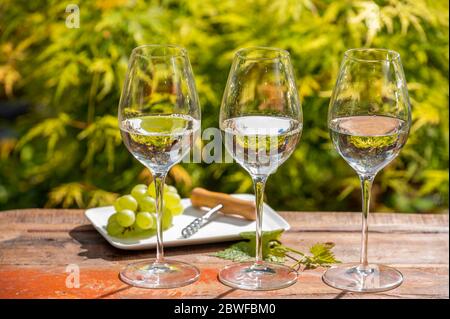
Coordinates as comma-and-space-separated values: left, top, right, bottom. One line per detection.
252, 175, 268, 265
359, 174, 374, 268
153, 171, 167, 264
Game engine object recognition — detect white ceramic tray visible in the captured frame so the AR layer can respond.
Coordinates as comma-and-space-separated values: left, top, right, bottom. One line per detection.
85, 194, 290, 250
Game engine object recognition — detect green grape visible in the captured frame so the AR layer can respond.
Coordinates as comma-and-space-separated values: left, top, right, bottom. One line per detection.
148, 183, 156, 197
162, 206, 173, 229
114, 195, 138, 212
148, 182, 179, 197
164, 192, 181, 209
135, 212, 155, 230
116, 209, 136, 227
120, 224, 141, 237
107, 213, 118, 224
106, 214, 125, 236
168, 203, 184, 216
167, 185, 178, 194
131, 184, 148, 200
107, 213, 157, 239
138, 196, 156, 212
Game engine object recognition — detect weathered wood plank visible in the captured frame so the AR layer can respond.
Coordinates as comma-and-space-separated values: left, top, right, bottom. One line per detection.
0, 231, 448, 266
282, 211, 449, 233
0, 265, 447, 299
1, 209, 448, 230
0, 209, 448, 299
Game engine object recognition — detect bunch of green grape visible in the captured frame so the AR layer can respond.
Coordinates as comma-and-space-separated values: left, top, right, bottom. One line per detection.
106, 183, 184, 238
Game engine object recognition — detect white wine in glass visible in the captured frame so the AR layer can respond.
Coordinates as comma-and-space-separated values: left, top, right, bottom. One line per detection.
118, 45, 201, 289
323, 48, 411, 293
329, 116, 409, 176
222, 116, 302, 176
120, 115, 200, 172
219, 47, 303, 291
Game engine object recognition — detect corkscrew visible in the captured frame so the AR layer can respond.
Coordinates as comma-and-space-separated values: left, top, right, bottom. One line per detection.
181, 204, 223, 238
180, 188, 257, 239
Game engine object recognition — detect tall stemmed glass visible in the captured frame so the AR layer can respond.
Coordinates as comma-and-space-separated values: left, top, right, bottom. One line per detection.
323, 48, 411, 292
219, 47, 303, 290
118, 45, 201, 288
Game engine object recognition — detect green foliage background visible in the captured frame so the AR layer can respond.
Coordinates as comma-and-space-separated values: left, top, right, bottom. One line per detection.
0, 0, 448, 213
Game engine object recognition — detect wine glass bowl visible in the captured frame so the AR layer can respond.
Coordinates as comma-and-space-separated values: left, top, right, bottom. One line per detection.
218, 47, 302, 290
118, 44, 200, 289
322, 48, 411, 293
119, 45, 201, 174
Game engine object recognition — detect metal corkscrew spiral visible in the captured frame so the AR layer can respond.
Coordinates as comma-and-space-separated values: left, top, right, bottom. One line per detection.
181, 204, 223, 239
181, 218, 203, 238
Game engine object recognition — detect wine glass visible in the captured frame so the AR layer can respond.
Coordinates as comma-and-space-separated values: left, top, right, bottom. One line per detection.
322, 48, 411, 292
218, 47, 303, 290
118, 44, 201, 288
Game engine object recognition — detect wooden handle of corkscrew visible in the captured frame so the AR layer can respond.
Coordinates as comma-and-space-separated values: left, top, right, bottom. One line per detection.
190, 187, 256, 221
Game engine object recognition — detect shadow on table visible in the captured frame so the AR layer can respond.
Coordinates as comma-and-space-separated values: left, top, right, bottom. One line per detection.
213, 288, 237, 299
68, 225, 140, 261
68, 225, 232, 262
183, 205, 253, 227
333, 291, 348, 299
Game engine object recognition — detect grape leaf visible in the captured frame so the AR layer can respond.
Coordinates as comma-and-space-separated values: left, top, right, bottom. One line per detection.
212, 230, 340, 269
211, 229, 285, 263
295, 242, 340, 270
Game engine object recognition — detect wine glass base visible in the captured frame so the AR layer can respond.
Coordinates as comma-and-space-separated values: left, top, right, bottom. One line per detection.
120, 259, 200, 289
218, 261, 298, 291
322, 263, 403, 293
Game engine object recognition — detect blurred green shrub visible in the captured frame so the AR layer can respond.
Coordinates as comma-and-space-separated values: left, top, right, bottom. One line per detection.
0, 0, 448, 212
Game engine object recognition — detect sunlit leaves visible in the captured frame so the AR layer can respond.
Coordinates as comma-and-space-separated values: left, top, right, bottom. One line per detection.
349, 1, 381, 46
78, 115, 121, 172
418, 170, 449, 196
46, 182, 118, 208
0, 0, 447, 211
89, 58, 115, 100
16, 113, 71, 159
87, 189, 119, 208
0, 63, 21, 97
47, 182, 85, 208
0, 138, 16, 160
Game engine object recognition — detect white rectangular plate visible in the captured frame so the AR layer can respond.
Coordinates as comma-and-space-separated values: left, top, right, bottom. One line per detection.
84, 194, 290, 250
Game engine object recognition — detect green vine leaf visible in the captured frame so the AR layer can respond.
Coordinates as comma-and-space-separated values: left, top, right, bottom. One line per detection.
212, 230, 340, 269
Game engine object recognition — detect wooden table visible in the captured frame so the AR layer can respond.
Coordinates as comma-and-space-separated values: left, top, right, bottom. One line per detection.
0, 209, 448, 299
